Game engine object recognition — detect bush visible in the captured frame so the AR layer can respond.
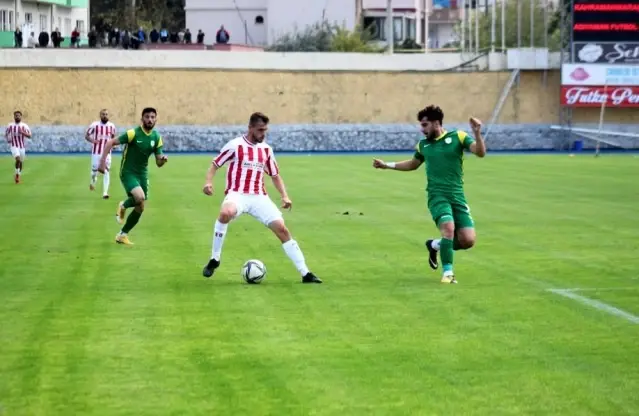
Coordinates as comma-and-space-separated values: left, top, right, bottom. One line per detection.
266, 20, 382, 53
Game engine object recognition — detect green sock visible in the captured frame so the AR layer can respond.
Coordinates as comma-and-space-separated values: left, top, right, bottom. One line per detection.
121, 210, 142, 234
123, 197, 136, 209
440, 238, 454, 272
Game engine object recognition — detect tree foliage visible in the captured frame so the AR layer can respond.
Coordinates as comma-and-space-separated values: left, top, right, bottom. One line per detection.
266, 21, 382, 53
90, 0, 185, 32
454, 0, 561, 51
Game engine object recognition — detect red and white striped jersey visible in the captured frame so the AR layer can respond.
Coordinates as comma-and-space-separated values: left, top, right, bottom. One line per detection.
5, 122, 31, 149
213, 135, 280, 195
86, 121, 116, 155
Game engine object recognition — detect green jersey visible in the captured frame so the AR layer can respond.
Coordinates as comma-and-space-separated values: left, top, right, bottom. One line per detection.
117, 126, 164, 175
413, 129, 475, 195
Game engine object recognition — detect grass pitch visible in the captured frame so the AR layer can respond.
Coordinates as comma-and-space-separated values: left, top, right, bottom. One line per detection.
0, 153, 638, 415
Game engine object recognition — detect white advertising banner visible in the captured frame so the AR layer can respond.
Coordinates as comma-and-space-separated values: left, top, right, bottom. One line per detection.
561, 64, 639, 86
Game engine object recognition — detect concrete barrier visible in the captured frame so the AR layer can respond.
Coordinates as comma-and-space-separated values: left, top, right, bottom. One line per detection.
1, 123, 637, 154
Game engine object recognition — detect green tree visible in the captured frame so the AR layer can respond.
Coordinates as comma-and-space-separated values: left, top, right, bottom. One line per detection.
454, 0, 561, 51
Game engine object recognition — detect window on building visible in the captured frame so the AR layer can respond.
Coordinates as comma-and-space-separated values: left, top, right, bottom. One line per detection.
393, 17, 403, 42
39, 14, 47, 32
405, 18, 416, 41
363, 16, 385, 40
65, 18, 71, 35
25, 12, 32, 23
255, 15, 264, 24
75, 19, 84, 35
0, 10, 7, 31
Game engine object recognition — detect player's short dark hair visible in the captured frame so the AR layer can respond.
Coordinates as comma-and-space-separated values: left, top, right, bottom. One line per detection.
249, 112, 269, 126
13, 110, 22, 116
417, 105, 444, 124
142, 107, 157, 116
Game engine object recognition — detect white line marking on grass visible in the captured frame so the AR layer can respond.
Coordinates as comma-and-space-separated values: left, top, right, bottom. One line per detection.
547, 289, 639, 324
555, 287, 639, 292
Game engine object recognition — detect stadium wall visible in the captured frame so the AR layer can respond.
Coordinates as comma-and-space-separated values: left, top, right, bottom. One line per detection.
1, 123, 637, 154
0, 49, 637, 152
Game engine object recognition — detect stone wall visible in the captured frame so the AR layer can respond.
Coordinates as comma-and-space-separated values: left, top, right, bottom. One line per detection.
2, 123, 637, 154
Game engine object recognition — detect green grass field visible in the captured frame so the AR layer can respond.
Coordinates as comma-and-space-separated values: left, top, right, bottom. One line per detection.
1, 153, 638, 415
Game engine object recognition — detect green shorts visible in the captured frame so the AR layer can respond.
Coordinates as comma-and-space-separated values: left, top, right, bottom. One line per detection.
121, 173, 149, 200
427, 193, 475, 229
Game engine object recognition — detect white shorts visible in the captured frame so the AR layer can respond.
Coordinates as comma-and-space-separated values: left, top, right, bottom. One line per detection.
223, 192, 283, 226
10, 147, 25, 160
91, 154, 111, 171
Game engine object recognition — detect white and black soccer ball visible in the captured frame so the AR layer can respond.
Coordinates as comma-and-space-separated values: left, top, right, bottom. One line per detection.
241, 259, 267, 284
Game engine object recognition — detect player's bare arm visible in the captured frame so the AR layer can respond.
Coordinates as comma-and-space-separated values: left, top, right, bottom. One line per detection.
202, 162, 219, 196
372, 157, 423, 171
84, 129, 96, 144
155, 154, 168, 167
271, 175, 292, 210
468, 117, 487, 157
21, 127, 32, 138
97, 138, 119, 173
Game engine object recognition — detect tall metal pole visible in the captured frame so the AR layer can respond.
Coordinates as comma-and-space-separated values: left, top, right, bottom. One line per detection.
501, 0, 505, 51
530, 0, 535, 47
387, 0, 394, 54
474, 1, 479, 54
491, 0, 496, 52
460, 0, 466, 52
517, 0, 522, 51
424, 0, 429, 51
467, 2, 472, 54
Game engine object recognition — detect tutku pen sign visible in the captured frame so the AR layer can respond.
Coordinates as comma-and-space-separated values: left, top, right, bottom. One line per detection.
574, 42, 639, 64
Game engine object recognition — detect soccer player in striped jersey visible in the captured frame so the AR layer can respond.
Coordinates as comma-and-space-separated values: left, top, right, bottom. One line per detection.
5, 110, 32, 184
373, 105, 486, 284
85, 109, 117, 199
201, 112, 321, 284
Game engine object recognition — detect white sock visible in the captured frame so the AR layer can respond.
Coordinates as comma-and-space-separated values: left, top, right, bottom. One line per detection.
103, 171, 110, 194
432, 239, 441, 251
211, 220, 229, 261
282, 239, 310, 276
91, 171, 97, 184
15, 168, 20, 175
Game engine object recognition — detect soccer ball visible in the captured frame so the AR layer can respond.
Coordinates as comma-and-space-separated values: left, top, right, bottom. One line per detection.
241, 259, 267, 284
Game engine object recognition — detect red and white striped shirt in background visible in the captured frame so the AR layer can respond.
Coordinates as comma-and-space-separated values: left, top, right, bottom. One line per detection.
213, 135, 280, 196
5, 122, 31, 149
86, 121, 116, 155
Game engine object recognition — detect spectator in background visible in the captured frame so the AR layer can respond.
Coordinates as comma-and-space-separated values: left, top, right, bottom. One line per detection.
150, 28, 159, 43
216, 25, 229, 44
71, 27, 80, 47
14, 28, 22, 48
51, 28, 63, 48
197, 29, 205, 44
178, 28, 184, 43
88, 26, 98, 48
27, 32, 37, 48
160, 28, 168, 43
122, 30, 130, 49
184, 28, 192, 44
137, 27, 146, 44
169, 30, 178, 43
38, 31, 49, 47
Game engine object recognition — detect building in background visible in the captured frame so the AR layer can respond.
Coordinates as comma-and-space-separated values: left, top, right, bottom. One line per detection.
185, 0, 356, 47
0, 0, 88, 47
362, 0, 461, 48
184, 0, 467, 48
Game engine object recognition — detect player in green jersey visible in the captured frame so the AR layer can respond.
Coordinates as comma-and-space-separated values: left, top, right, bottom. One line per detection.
372, 105, 486, 284
97, 107, 168, 245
